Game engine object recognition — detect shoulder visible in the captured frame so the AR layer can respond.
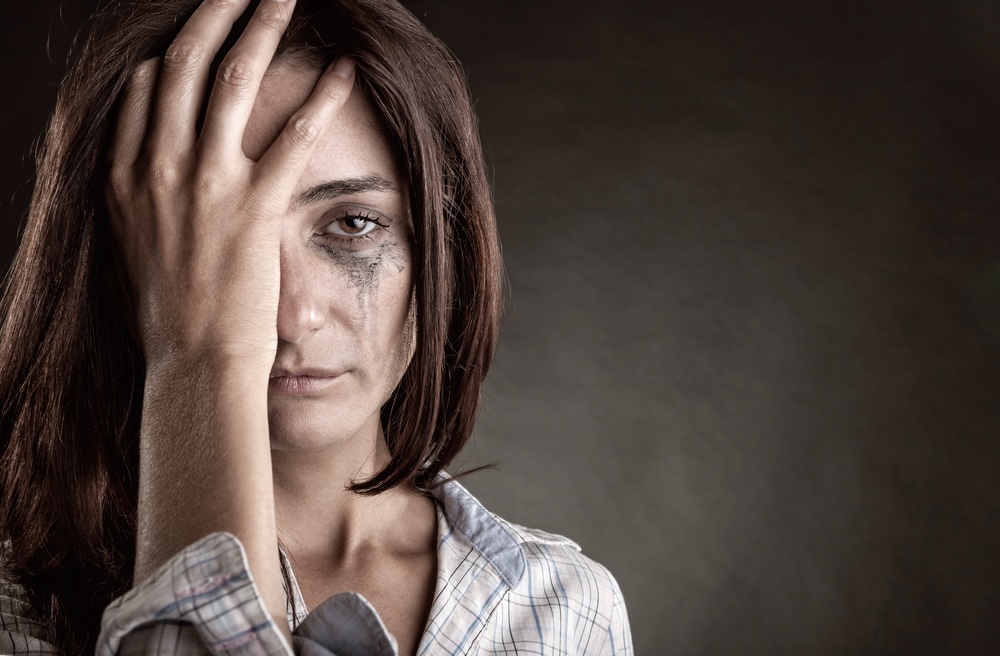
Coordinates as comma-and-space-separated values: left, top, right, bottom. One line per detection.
507, 519, 613, 582
504, 518, 627, 621
432, 478, 633, 654
501, 518, 613, 596
492, 518, 633, 654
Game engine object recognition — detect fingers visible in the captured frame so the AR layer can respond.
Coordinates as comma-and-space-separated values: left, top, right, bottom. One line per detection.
147, 0, 253, 155
107, 58, 160, 228
110, 59, 160, 169
254, 58, 356, 203
200, 0, 298, 154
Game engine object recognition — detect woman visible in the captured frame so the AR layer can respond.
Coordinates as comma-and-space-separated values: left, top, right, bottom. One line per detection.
0, 0, 632, 653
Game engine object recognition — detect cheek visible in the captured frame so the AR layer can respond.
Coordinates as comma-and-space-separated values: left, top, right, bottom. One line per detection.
378, 254, 416, 371
389, 291, 418, 375
319, 239, 408, 309
317, 239, 413, 367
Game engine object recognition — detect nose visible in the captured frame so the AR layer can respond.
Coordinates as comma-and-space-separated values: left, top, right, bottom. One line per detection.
276, 245, 326, 343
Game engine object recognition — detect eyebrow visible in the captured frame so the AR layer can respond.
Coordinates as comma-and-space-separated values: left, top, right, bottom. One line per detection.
294, 174, 397, 207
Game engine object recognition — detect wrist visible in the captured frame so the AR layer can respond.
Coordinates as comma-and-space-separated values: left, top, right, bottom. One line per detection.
144, 344, 274, 386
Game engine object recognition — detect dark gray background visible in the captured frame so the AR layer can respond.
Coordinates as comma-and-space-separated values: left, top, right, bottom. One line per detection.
3, 1, 1000, 654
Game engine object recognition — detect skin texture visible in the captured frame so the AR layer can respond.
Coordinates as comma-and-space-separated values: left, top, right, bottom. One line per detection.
254, 63, 437, 656
246, 61, 415, 453
106, 0, 437, 652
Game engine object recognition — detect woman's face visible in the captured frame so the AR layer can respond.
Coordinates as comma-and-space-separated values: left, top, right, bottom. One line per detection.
243, 61, 414, 450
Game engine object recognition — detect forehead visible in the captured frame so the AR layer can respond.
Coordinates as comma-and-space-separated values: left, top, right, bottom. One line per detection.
242, 61, 398, 189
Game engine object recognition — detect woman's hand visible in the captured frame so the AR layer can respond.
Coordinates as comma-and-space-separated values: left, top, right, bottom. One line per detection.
107, 0, 354, 372
104, 0, 355, 639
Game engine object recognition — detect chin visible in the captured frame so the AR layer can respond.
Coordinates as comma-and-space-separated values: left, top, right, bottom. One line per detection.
267, 404, 377, 451
269, 431, 339, 452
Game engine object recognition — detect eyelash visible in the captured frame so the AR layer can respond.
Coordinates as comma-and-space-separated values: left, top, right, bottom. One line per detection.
316, 211, 389, 247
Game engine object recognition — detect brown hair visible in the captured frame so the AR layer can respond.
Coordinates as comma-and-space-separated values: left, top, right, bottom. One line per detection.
0, 0, 502, 653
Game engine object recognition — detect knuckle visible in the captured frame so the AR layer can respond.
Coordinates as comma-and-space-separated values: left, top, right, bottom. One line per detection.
216, 56, 255, 93
163, 39, 205, 74
192, 169, 225, 198
145, 160, 182, 192
130, 60, 156, 87
286, 114, 322, 147
319, 78, 349, 103
252, 1, 292, 33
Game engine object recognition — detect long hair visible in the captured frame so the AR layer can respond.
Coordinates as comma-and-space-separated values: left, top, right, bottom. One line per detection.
0, 0, 503, 652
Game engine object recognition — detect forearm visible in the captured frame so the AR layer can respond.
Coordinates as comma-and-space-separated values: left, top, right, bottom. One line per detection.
106, 0, 356, 642
135, 354, 288, 638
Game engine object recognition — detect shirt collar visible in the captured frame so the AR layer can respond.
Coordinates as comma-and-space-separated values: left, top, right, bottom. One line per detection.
428, 475, 527, 589
281, 473, 531, 626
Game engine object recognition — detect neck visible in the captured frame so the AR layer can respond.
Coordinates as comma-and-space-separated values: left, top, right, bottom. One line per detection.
270, 422, 432, 565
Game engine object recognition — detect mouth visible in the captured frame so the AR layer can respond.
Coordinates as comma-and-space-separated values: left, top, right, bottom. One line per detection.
268, 369, 345, 395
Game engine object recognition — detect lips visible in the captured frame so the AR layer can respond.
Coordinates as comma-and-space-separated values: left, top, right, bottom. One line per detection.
270, 365, 341, 378
269, 367, 345, 395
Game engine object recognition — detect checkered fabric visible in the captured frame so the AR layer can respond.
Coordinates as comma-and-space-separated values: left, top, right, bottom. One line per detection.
2, 478, 632, 654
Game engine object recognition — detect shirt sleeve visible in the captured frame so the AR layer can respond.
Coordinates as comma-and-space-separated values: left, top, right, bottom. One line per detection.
603, 572, 634, 656
4, 532, 398, 656
97, 532, 294, 656
1, 576, 61, 655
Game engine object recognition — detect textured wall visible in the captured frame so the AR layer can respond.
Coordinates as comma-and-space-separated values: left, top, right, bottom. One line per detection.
3, 1, 1000, 654
405, 1, 1000, 653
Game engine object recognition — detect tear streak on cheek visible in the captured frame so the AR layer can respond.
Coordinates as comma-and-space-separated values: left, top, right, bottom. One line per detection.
321, 239, 409, 310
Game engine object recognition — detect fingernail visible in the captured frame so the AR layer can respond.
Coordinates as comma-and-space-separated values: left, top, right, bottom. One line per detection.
330, 57, 355, 80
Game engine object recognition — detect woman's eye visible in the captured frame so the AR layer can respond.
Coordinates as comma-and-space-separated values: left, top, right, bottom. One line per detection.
321, 214, 382, 239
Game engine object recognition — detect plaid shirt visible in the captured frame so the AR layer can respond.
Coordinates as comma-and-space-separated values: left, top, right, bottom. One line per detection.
2, 478, 632, 654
